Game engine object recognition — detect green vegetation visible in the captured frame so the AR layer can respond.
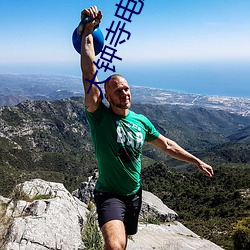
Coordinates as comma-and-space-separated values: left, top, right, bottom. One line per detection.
0, 200, 13, 249
82, 202, 104, 250
232, 216, 250, 250
141, 162, 250, 249
140, 215, 161, 225
1, 97, 250, 249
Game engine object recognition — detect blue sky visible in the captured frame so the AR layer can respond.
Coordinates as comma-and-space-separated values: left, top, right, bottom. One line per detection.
0, 0, 250, 97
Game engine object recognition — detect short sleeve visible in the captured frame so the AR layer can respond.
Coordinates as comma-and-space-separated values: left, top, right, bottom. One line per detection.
144, 117, 160, 142
85, 102, 106, 127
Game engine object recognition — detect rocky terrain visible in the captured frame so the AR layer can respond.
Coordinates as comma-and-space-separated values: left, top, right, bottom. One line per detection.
0, 179, 223, 250
0, 74, 249, 249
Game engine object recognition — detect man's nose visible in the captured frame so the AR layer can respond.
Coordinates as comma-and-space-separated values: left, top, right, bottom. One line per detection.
121, 90, 127, 96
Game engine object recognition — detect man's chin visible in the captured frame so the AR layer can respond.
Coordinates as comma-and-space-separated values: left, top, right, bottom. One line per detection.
123, 101, 131, 109
116, 102, 131, 110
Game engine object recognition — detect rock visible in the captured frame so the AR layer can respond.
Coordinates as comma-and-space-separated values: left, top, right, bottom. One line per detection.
72, 169, 98, 204
140, 190, 178, 222
0, 179, 89, 250
72, 174, 178, 222
0, 179, 224, 250
127, 222, 224, 250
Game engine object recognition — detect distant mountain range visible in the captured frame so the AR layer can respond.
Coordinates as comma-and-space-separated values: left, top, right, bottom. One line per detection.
0, 74, 82, 106
0, 74, 249, 116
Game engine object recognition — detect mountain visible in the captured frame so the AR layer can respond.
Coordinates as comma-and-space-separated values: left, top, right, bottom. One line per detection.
0, 74, 83, 106
228, 125, 250, 143
1, 97, 250, 196
0, 97, 96, 196
0, 96, 249, 249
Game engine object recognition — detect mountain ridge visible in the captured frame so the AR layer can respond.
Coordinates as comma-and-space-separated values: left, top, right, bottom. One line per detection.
1, 97, 250, 196
0, 97, 249, 249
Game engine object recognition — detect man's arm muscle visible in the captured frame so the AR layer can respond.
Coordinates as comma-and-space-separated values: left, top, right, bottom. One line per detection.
80, 7, 102, 113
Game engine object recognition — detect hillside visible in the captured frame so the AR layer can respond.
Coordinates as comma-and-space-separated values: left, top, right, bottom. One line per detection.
0, 97, 96, 195
141, 162, 250, 249
0, 97, 250, 195
0, 97, 250, 249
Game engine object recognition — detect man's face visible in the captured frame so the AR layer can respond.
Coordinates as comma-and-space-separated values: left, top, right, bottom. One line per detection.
105, 76, 131, 110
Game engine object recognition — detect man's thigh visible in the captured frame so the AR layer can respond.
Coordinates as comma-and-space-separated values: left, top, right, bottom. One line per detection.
101, 220, 127, 249
94, 190, 126, 228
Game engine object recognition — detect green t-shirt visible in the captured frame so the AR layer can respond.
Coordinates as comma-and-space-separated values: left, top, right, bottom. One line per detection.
85, 102, 160, 196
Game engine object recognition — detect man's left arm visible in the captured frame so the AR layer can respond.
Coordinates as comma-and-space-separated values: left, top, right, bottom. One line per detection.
149, 134, 214, 177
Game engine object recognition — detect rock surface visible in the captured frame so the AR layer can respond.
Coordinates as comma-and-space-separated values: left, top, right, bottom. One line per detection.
72, 173, 178, 222
140, 190, 178, 222
127, 222, 224, 250
0, 179, 89, 250
0, 179, 224, 250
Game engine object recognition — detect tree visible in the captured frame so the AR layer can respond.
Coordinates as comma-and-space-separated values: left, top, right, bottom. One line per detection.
232, 216, 250, 250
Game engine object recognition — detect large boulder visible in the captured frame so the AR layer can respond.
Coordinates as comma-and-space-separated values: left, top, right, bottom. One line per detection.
0, 179, 89, 250
0, 178, 224, 250
140, 190, 178, 222
127, 222, 224, 250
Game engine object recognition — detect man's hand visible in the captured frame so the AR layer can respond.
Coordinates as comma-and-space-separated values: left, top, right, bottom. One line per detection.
78, 6, 102, 35
197, 161, 214, 177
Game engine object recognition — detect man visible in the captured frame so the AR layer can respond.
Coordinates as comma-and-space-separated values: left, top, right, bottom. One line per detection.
80, 6, 214, 250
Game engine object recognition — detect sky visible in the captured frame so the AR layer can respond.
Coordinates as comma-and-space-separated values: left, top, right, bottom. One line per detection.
0, 0, 250, 97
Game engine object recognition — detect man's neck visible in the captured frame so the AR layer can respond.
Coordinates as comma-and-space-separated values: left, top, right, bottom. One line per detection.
110, 106, 129, 116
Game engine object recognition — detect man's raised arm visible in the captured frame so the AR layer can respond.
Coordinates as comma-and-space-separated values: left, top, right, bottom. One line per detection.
80, 6, 102, 113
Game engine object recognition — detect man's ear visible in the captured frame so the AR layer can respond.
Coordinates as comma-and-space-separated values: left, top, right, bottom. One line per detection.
105, 93, 109, 101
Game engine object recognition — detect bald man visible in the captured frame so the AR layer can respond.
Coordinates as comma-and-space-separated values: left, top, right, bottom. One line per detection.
80, 6, 214, 250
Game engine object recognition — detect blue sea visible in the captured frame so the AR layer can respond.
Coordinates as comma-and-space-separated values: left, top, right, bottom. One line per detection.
1, 60, 249, 99
118, 61, 250, 99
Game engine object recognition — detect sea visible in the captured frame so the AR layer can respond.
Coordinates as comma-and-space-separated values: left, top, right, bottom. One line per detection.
1, 60, 249, 99
119, 61, 250, 99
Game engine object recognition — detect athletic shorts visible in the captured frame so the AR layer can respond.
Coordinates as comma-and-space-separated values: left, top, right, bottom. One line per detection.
93, 187, 142, 235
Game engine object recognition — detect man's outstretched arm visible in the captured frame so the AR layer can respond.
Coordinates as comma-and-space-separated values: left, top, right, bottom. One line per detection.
150, 134, 214, 177
80, 6, 102, 113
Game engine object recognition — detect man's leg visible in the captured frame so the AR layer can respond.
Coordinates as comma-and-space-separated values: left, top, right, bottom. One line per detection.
101, 220, 127, 250
94, 190, 128, 249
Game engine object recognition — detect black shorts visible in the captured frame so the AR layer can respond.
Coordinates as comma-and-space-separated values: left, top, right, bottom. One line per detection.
94, 187, 142, 235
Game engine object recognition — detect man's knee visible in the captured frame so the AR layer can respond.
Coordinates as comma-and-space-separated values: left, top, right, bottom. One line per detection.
101, 220, 127, 250
104, 239, 126, 250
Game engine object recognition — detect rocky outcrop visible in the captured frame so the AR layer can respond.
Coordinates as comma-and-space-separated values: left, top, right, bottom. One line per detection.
72, 169, 99, 204
73, 173, 178, 222
0, 179, 224, 250
140, 190, 177, 222
0, 179, 89, 250
127, 222, 224, 250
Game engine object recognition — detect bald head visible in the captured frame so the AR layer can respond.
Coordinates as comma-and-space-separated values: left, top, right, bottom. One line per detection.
104, 74, 128, 94
104, 74, 131, 113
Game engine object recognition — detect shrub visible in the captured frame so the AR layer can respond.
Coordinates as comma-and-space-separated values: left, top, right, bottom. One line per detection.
232, 217, 250, 250
82, 202, 104, 250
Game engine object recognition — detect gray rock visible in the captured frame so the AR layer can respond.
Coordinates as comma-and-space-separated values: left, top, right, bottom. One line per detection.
0, 179, 224, 250
73, 175, 178, 222
72, 169, 98, 204
127, 222, 224, 250
0, 179, 89, 250
140, 190, 178, 222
